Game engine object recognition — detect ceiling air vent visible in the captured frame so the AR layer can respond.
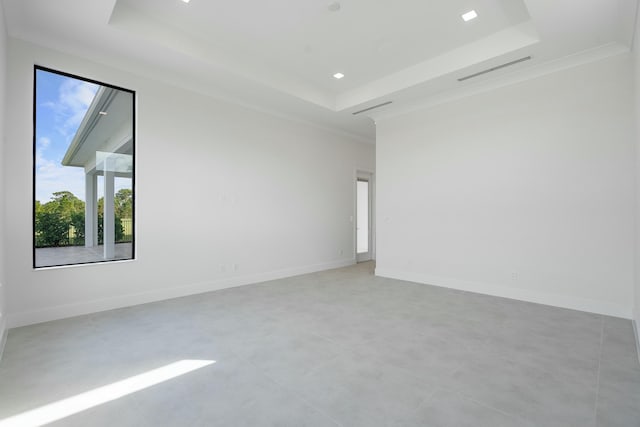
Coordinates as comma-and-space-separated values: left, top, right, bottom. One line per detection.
457, 56, 532, 82
352, 101, 393, 115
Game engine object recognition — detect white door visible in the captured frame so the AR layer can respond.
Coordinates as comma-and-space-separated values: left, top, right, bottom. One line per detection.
356, 177, 372, 262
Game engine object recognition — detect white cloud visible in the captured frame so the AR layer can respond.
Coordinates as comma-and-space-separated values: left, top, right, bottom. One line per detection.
60, 78, 97, 110
35, 134, 83, 201
43, 78, 99, 139
36, 139, 132, 203
36, 158, 85, 203
38, 136, 51, 149
60, 80, 99, 132
36, 76, 99, 202
35, 76, 132, 204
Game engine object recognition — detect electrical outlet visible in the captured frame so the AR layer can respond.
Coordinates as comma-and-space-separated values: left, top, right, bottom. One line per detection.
511, 272, 518, 280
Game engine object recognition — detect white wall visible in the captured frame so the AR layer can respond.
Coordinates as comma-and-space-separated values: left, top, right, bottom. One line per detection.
3, 39, 374, 327
633, 1, 640, 357
376, 54, 635, 318
0, 2, 7, 356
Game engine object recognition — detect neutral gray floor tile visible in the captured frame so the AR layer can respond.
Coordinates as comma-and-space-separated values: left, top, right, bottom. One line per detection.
285, 350, 435, 427
479, 324, 601, 383
448, 352, 598, 426
292, 307, 394, 350
600, 317, 640, 374
49, 357, 338, 427
596, 364, 640, 427
360, 327, 476, 384
0, 261, 639, 427
233, 328, 345, 387
397, 388, 534, 427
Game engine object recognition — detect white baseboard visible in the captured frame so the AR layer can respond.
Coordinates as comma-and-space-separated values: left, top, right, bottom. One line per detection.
375, 268, 632, 319
633, 316, 640, 367
0, 281, 5, 362
0, 317, 7, 363
7, 258, 356, 328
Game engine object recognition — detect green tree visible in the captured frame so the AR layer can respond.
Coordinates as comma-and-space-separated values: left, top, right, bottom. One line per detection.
97, 196, 125, 243
34, 190, 130, 248
115, 189, 133, 218
45, 191, 85, 220
35, 191, 85, 247
36, 210, 71, 247
70, 211, 86, 245
96, 214, 124, 244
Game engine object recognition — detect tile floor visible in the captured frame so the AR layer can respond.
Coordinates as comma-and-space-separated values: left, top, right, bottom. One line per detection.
0, 262, 639, 426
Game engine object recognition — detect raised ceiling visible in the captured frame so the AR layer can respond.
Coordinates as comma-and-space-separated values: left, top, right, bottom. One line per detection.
2, 0, 638, 142
113, 0, 532, 94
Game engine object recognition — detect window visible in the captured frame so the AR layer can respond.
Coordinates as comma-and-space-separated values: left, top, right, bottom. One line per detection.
33, 67, 135, 268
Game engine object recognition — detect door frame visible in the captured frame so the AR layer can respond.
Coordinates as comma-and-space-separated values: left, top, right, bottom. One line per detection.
355, 170, 375, 262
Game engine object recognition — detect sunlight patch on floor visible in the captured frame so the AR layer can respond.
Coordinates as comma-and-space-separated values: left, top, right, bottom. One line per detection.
0, 359, 215, 427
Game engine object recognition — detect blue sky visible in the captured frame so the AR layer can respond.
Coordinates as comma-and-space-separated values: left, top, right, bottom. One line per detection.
35, 70, 131, 204
35, 69, 98, 203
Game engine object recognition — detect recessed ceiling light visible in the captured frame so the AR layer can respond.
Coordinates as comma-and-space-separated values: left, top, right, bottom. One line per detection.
333, 72, 345, 79
462, 10, 478, 21
98, 111, 108, 116
181, 0, 191, 3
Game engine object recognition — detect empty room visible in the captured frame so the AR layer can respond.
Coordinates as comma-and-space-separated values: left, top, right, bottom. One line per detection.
1, 0, 640, 426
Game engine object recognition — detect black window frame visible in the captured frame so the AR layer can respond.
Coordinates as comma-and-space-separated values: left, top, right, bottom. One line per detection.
32, 65, 136, 269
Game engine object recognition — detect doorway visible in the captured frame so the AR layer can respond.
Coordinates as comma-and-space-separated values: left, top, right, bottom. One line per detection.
356, 172, 373, 262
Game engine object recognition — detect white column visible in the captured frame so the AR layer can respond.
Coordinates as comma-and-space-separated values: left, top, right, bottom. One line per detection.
85, 172, 97, 247
103, 162, 115, 259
